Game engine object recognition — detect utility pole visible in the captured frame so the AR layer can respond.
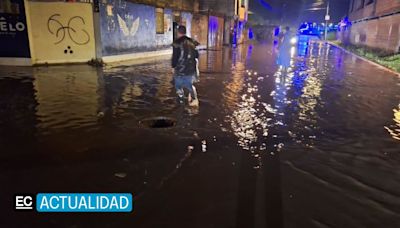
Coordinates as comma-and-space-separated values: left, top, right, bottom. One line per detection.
324, 1, 330, 40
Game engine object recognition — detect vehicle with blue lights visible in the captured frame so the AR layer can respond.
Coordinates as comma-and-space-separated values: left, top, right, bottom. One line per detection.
298, 22, 321, 37
298, 22, 339, 38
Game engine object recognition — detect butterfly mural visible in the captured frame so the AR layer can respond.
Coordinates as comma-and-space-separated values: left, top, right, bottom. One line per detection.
117, 14, 140, 37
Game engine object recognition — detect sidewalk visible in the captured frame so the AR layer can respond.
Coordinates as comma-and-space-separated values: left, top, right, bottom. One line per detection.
329, 41, 400, 77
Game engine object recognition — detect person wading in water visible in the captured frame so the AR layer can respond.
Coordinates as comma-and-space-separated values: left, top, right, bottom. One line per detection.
171, 25, 200, 107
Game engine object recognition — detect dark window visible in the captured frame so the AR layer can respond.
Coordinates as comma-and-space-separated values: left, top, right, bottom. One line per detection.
156, 8, 164, 34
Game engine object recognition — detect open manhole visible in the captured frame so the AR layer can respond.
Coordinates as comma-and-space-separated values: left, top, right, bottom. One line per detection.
140, 117, 176, 129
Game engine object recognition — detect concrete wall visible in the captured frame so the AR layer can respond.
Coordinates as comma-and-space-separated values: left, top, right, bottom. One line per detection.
348, 14, 400, 52
375, 0, 400, 15
192, 14, 208, 48
345, 0, 400, 53
155, 9, 173, 48
350, 0, 400, 21
199, 0, 235, 16
191, 14, 224, 49
99, 0, 157, 56
2, 0, 197, 65
349, 1, 375, 21
25, 1, 96, 64
181, 12, 192, 38
0, 0, 31, 65
198, 0, 237, 46
208, 15, 224, 49
132, 0, 197, 12
99, 0, 191, 60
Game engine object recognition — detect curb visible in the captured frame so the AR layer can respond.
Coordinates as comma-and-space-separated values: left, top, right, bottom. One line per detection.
327, 41, 400, 77
102, 49, 172, 64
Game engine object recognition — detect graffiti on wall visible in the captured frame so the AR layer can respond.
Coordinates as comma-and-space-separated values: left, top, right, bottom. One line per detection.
117, 14, 139, 37
0, 0, 30, 57
47, 14, 90, 45
27, 1, 96, 63
99, 0, 157, 56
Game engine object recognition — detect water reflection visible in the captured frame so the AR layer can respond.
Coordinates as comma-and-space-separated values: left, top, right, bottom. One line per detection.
102, 61, 179, 121
385, 104, 400, 141
226, 41, 328, 160
198, 48, 230, 73
228, 45, 273, 165
33, 66, 101, 133
0, 40, 399, 227
289, 46, 326, 146
0, 69, 37, 145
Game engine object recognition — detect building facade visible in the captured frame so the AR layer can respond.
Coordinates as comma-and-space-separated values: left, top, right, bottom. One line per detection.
234, 0, 249, 45
193, 0, 249, 49
0, 0, 31, 65
0, 0, 198, 65
0, 0, 243, 65
344, 0, 400, 53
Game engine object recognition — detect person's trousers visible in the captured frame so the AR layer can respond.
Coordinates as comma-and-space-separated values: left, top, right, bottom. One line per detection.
174, 76, 197, 100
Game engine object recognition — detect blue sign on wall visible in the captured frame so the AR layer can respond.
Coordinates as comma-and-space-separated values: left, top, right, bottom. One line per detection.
100, 0, 157, 56
0, 0, 30, 58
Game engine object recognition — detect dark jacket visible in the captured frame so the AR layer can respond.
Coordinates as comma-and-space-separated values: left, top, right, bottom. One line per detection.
172, 36, 199, 77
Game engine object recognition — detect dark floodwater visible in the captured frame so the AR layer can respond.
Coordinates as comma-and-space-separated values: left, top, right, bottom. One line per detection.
0, 42, 399, 228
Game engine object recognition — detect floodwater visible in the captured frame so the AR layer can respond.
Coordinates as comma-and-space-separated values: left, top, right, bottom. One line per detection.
0, 42, 399, 228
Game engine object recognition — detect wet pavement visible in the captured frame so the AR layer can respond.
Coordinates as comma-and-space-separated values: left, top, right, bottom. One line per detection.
0, 42, 400, 228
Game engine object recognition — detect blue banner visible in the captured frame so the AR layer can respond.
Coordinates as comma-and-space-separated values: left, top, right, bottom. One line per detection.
36, 193, 133, 213
0, 0, 30, 58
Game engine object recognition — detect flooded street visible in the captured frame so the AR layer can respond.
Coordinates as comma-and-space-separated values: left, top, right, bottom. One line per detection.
1, 42, 400, 227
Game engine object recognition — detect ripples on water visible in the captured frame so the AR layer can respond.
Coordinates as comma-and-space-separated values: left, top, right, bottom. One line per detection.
0, 61, 181, 136
0, 41, 399, 226
385, 104, 400, 141
0, 43, 398, 159
226, 42, 333, 163
222, 42, 400, 226
33, 68, 100, 133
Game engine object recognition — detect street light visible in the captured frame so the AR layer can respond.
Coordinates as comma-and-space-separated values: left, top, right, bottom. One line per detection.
324, 1, 330, 41
305, 1, 331, 40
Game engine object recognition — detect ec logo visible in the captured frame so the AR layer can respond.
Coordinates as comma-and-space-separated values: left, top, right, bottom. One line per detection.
14, 194, 35, 211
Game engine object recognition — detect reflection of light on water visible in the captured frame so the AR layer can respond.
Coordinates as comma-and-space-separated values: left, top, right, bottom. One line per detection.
283, 43, 326, 146
224, 61, 246, 109
227, 50, 273, 165
273, 67, 294, 113
298, 66, 322, 122
318, 42, 323, 57
123, 83, 143, 99
225, 46, 267, 156
385, 104, 400, 141
299, 43, 325, 122
294, 45, 324, 145
33, 68, 100, 132
230, 89, 272, 152
290, 46, 296, 58
231, 93, 258, 149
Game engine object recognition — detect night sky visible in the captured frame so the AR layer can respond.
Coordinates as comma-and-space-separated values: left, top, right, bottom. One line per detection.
249, 0, 351, 25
